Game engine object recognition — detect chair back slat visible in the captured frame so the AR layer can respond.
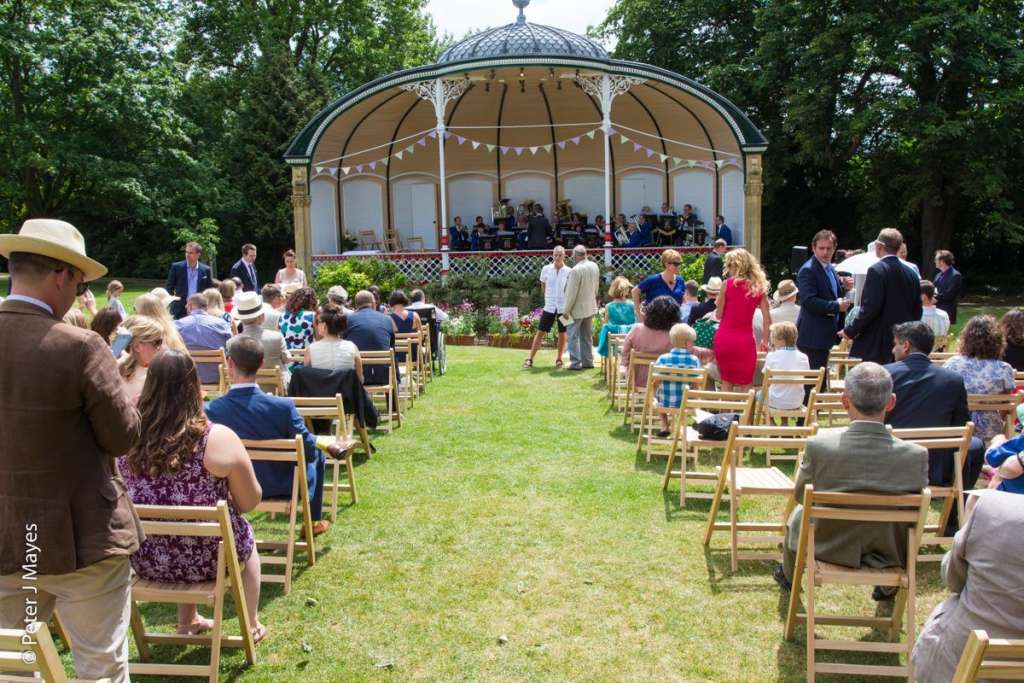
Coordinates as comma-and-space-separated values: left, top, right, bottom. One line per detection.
952, 630, 1024, 682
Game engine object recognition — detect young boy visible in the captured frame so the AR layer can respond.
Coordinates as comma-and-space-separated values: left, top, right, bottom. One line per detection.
652, 323, 703, 437
763, 321, 810, 410
679, 280, 699, 325
919, 279, 951, 337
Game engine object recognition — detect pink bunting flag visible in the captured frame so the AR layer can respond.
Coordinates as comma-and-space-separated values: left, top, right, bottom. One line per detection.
633, 142, 642, 152
557, 141, 566, 150
355, 164, 363, 173
456, 135, 465, 145
514, 147, 523, 155
417, 137, 427, 147
571, 136, 581, 145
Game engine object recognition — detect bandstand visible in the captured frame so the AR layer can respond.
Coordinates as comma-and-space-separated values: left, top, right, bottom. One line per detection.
285, 0, 767, 278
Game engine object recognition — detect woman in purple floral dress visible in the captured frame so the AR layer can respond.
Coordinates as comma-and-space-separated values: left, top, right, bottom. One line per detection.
945, 315, 1016, 444
118, 350, 267, 642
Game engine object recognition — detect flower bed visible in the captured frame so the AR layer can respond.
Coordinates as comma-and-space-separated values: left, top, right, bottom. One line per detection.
441, 303, 605, 347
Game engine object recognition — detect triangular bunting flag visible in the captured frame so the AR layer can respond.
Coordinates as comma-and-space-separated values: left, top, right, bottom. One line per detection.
514, 147, 523, 155
659, 154, 668, 163
396, 151, 404, 160
443, 131, 453, 139
355, 164, 363, 173
701, 161, 713, 169
381, 157, 389, 167
619, 135, 629, 144
543, 144, 552, 152
529, 146, 538, 154
571, 136, 581, 145
456, 135, 466, 144
500, 146, 509, 154
328, 167, 337, 176
471, 141, 480, 150
687, 159, 697, 167
645, 148, 655, 158
607, 127, 617, 136
417, 137, 427, 147
673, 157, 682, 166
486, 144, 496, 152
586, 130, 596, 140
405, 145, 414, 154
633, 142, 642, 152
715, 159, 725, 169
427, 130, 437, 138
368, 161, 377, 171
557, 141, 566, 150
341, 166, 350, 175
314, 165, 324, 174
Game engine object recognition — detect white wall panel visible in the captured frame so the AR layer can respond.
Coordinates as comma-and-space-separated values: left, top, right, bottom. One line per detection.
341, 179, 384, 244
720, 168, 745, 245
310, 178, 338, 254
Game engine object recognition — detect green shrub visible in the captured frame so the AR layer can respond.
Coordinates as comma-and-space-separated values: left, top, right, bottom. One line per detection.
314, 259, 408, 300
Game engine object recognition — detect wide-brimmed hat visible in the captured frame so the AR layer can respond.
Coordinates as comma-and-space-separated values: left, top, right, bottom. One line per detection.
232, 291, 265, 322
0, 219, 107, 281
701, 276, 723, 295
773, 279, 798, 304
149, 287, 179, 308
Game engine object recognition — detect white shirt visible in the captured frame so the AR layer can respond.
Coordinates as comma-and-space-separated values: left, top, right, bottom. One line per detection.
308, 338, 358, 372
5, 294, 53, 315
540, 263, 570, 313
921, 305, 950, 336
764, 347, 810, 409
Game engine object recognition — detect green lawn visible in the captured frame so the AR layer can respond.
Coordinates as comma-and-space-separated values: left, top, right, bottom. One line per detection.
120, 342, 991, 682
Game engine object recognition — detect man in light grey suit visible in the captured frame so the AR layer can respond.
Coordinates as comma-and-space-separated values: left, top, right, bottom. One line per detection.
774, 362, 929, 593
912, 490, 1024, 682
561, 244, 601, 371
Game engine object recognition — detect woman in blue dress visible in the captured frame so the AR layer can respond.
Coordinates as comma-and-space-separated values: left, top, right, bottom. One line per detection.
597, 276, 636, 357
631, 249, 685, 323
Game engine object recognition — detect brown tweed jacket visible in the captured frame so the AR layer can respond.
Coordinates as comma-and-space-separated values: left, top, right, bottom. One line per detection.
0, 299, 142, 575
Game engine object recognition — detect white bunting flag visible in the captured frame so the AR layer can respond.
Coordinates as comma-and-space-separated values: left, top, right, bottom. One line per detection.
486, 144, 496, 152
395, 151, 404, 160
314, 165, 324, 175
341, 166, 350, 175
586, 130, 596, 140
543, 144, 552, 152
529, 146, 538, 154
659, 154, 668, 163
471, 141, 480, 150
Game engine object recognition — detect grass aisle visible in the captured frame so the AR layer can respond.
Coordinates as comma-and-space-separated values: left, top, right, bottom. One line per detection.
146, 345, 950, 681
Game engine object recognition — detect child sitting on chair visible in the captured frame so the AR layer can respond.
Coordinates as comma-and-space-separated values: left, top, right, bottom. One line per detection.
652, 323, 702, 438
763, 321, 810, 411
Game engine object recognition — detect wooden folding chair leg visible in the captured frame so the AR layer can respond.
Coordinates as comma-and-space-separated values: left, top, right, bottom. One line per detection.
129, 601, 151, 661
702, 461, 730, 545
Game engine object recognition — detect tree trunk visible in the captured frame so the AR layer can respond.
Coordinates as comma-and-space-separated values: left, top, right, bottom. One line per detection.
919, 175, 958, 279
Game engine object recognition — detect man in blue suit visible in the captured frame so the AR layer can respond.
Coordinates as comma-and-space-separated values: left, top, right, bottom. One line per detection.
229, 243, 259, 292
165, 241, 214, 319
345, 290, 396, 386
795, 229, 852, 370
207, 336, 345, 536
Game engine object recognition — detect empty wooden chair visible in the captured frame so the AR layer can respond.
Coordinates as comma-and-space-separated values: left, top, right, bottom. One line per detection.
783, 486, 931, 681
1015, 370, 1024, 391
890, 424, 975, 561
662, 389, 757, 506
827, 353, 861, 392
395, 331, 425, 396
622, 351, 660, 429
357, 230, 381, 250
189, 348, 227, 396
128, 501, 256, 681
360, 350, 401, 431
242, 436, 315, 594
606, 332, 629, 408
967, 393, 1021, 442
636, 365, 706, 461
755, 368, 825, 453
218, 365, 283, 396
952, 629, 1024, 682
703, 423, 817, 571
289, 395, 359, 519
807, 391, 849, 427
0, 621, 104, 682
406, 236, 425, 251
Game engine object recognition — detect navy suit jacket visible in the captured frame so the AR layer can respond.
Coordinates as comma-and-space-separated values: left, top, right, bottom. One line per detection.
884, 353, 970, 486
702, 251, 723, 284
934, 266, 962, 323
230, 258, 259, 293
795, 257, 845, 351
206, 386, 319, 498
845, 255, 922, 364
344, 308, 395, 385
165, 260, 213, 319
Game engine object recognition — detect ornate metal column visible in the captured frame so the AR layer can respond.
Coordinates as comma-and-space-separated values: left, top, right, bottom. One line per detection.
743, 152, 764, 260
577, 73, 644, 267
290, 165, 312, 273
401, 77, 470, 272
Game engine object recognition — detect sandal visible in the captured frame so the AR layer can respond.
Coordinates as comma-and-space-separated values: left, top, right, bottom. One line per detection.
522, 358, 533, 369
554, 360, 564, 369
251, 623, 268, 644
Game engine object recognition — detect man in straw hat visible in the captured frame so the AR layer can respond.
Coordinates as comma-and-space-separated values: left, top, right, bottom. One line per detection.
686, 276, 721, 326
771, 279, 801, 326
0, 219, 141, 682
228, 289, 289, 384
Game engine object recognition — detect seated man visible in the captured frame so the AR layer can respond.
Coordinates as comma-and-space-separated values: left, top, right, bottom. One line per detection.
229, 290, 289, 385
448, 216, 469, 250
175, 293, 231, 385
774, 362, 928, 595
912, 490, 1024, 682
713, 215, 732, 245
207, 336, 347, 535
470, 216, 488, 251
260, 283, 285, 332
884, 321, 984, 533
344, 289, 396, 385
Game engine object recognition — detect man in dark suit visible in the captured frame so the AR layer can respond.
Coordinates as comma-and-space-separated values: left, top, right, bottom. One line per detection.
165, 240, 214, 319
207, 336, 346, 536
933, 249, 962, 324
884, 321, 984, 533
229, 243, 259, 292
795, 229, 852, 370
344, 289, 396, 385
526, 204, 552, 250
702, 239, 727, 284
841, 229, 922, 364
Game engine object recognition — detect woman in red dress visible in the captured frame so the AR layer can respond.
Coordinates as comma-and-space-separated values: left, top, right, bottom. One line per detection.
713, 248, 772, 391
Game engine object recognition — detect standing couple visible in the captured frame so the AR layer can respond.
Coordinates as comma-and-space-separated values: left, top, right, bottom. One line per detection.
523, 244, 601, 371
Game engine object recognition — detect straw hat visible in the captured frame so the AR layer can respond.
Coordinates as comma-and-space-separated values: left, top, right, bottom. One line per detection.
149, 287, 179, 308
232, 291, 265, 322
0, 219, 107, 281
282, 282, 302, 297
773, 279, 798, 304
700, 276, 723, 295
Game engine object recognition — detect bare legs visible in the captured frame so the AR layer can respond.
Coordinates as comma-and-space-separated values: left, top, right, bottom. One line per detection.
175, 548, 265, 643
526, 331, 568, 366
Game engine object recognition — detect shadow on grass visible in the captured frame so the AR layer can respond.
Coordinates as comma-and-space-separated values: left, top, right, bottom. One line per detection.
702, 545, 780, 594
661, 489, 715, 523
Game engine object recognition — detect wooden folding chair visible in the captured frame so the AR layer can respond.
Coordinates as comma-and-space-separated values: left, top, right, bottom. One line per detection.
285, 348, 306, 366
931, 351, 957, 363
0, 621, 104, 682
934, 334, 950, 352
419, 326, 433, 384
703, 423, 817, 571
637, 365, 706, 461
827, 353, 861, 392
662, 389, 757, 506
243, 436, 315, 594
395, 331, 424, 396
968, 393, 1021, 442
218, 365, 283, 396
357, 230, 381, 250
755, 368, 825, 447
807, 391, 849, 427
1015, 371, 1024, 391
393, 337, 417, 410
783, 486, 931, 681
128, 501, 256, 681
606, 332, 629, 408
289, 395, 359, 519
360, 350, 401, 431
890, 424, 975, 562
406, 236, 425, 251
189, 348, 227, 397
622, 351, 660, 429
383, 234, 402, 252
953, 629, 1024, 681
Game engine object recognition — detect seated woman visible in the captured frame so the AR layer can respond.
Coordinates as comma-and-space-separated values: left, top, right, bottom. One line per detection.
999, 309, 1024, 371
118, 315, 165, 406
945, 315, 1015, 445
597, 276, 636, 358
305, 303, 363, 382
389, 289, 422, 365
118, 350, 266, 642
620, 295, 680, 389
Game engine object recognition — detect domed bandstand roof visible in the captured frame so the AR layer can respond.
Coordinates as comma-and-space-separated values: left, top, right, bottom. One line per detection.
286, 0, 768, 261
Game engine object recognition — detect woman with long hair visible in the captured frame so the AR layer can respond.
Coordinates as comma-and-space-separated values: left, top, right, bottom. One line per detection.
999, 309, 1024, 371
713, 248, 772, 391
118, 315, 165, 405
133, 293, 186, 352
117, 350, 266, 642
388, 289, 421, 364
90, 308, 122, 346
203, 287, 236, 333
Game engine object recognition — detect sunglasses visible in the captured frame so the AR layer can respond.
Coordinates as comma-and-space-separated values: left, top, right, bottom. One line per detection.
668, 261, 682, 266
55, 266, 89, 296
